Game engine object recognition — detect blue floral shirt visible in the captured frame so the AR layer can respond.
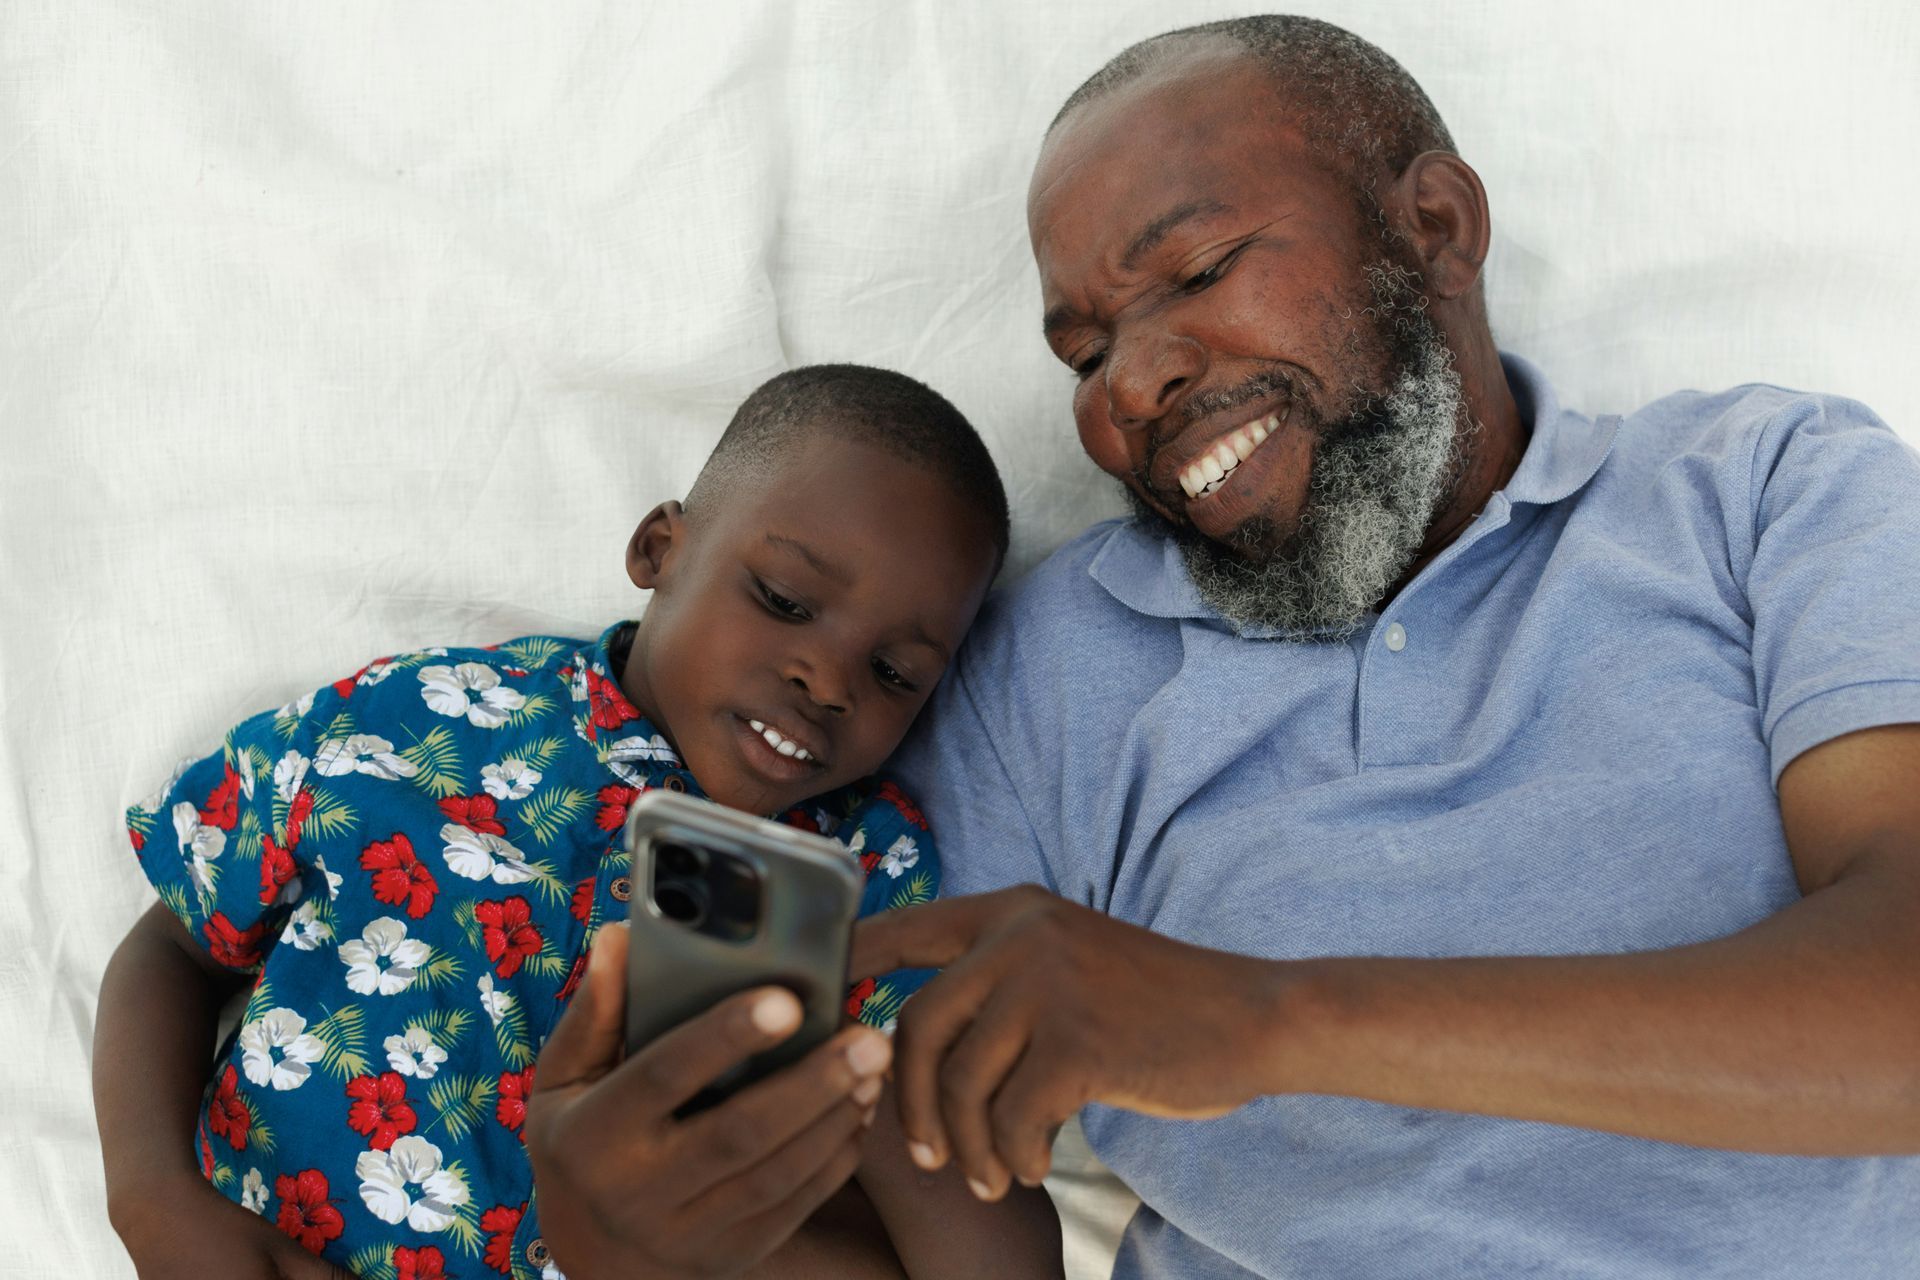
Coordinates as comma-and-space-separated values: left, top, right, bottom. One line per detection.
125, 622, 938, 1280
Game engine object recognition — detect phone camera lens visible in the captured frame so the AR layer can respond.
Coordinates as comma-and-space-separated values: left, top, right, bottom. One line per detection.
656, 842, 707, 878
653, 878, 710, 927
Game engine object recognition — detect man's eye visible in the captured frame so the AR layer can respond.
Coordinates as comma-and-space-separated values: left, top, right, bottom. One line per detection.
871, 656, 917, 693
1181, 261, 1225, 292
1070, 351, 1106, 381
756, 581, 810, 621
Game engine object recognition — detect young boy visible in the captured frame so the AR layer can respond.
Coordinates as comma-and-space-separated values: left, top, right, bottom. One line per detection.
95, 365, 1059, 1278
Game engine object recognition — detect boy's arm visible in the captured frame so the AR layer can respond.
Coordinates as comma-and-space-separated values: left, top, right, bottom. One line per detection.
94, 903, 343, 1279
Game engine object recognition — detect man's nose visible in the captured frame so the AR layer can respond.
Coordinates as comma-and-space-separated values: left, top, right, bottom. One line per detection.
1103, 325, 1204, 430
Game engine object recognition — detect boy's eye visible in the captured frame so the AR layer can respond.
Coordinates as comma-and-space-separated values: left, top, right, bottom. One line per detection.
756, 580, 810, 621
871, 656, 917, 693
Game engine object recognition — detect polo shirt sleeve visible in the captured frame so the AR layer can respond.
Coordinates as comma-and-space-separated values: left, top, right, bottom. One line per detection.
889, 632, 1058, 901
1742, 394, 1920, 782
123, 692, 327, 973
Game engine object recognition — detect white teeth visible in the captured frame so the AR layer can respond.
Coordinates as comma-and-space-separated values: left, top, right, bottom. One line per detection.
1213, 441, 1239, 469
753, 720, 814, 763
1200, 455, 1225, 483
1231, 434, 1256, 462
1179, 411, 1281, 501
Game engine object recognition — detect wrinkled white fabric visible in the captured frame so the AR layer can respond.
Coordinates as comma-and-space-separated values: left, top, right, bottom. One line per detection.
2, 2, 1915, 1275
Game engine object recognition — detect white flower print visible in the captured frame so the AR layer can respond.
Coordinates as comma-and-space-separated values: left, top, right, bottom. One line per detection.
384, 1025, 448, 1080
241, 1167, 268, 1214
357, 657, 401, 686
338, 917, 431, 996
238, 1008, 325, 1091
604, 733, 679, 786
478, 973, 515, 1027
279, 899, 332, 951
312, 734, 419, 781
314, 853, 343, 901
273, 750, 310, 804
879, 834, 919, 879
173, 801, 225, 897
136, 758, 193, 814
440, 823, 536, 884
233, 754, 256, 801
481, 759, 541, 801
541, 1261, 567, 1280
418, 663, 526, 729
354, 1135, 470, 1232
275, 689, 316, 720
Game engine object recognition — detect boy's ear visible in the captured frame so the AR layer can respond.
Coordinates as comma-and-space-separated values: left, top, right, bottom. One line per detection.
626, 501, 685, 591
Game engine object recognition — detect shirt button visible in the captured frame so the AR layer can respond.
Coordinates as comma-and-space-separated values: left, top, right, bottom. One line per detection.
527, 1237, 552, 1267
1383, 622, 1407, 652
609, 876, 632, 903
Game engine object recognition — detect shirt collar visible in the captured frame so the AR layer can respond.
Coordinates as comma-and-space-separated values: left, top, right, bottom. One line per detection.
1087, 352, 1618, 623
565, 621, 706, 796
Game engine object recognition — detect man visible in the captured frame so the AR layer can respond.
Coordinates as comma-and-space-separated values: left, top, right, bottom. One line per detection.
853, 15, 1920, 1279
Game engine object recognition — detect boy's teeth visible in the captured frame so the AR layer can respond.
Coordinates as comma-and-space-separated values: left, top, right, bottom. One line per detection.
749, 719, 812, 762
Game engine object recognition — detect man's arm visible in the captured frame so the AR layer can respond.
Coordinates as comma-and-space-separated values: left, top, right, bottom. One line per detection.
853, 723, 1920, 1197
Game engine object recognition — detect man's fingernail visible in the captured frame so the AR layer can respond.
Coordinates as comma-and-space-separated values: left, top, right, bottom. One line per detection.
846, 1034, 890, 1076
750, 990, 800, 1035
1017, 1173, 1044, 1188
851, 1075, 883, 1107
862, 1106, 878, 1128
908, 1140, 940, 1170
967, 1177, 997, 1201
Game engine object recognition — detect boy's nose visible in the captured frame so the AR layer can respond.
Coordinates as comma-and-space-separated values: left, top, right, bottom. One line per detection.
788, 671, 847, 716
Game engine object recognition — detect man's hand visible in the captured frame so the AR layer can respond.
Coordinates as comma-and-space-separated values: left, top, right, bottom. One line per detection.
526, 922, 892, 1280
849, 885, 1283, 1201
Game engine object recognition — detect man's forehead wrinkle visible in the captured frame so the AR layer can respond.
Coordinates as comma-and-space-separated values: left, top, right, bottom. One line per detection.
1119, 199, 1232, 272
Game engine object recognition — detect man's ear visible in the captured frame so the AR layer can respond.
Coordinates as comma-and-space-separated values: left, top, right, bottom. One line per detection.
626, 501, 685, 591
1386, 151, 1491, 302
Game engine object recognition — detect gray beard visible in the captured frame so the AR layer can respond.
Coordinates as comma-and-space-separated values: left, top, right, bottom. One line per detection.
1130, 261, 1476, 639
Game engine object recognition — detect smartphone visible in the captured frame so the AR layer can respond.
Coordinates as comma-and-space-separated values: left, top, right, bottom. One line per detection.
622, 789, 863, 1112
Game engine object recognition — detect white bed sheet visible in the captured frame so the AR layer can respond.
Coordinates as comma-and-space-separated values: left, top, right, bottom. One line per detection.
4, 2, 1916, 1275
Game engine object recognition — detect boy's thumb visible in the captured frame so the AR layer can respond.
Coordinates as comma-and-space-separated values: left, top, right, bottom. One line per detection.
530, 922, 629, 1093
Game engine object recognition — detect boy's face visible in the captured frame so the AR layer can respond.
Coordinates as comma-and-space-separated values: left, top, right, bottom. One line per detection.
621, 433, 999, 816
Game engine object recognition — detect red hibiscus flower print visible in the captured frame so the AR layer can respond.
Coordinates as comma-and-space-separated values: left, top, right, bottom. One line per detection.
876, 781, 927, 830
557, 948, 589, 1004
204, 913, 269, 970
345, 1071, 418, 1151
481, 1202, 525, 1274
362, 833, 439, 919
128, 820, 147, 853
570, 877, 594, 923
208, 1064, 251, 1151
845, 977, 877, 1020
274, 1168, 345, 1255
259, 835, 297, 906
439, 792, 507, 836
594, 782, 640, 831
197, 1124, 214, 1180
476, 897, 542, 978
779, 806, 822, 834
199, 765, 242, 830
285, 789, 316, 849
394, 1245, 450, 1280
585, 667, 640, 731
496, 1065, 535, 1134
859, 851, 882, 875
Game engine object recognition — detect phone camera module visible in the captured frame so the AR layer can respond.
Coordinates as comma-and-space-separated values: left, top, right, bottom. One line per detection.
652, 877, 710, 927
656, 841, 707, 878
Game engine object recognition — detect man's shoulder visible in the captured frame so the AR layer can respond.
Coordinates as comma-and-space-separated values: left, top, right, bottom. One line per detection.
973, 519, 1171, 644
1613, 380, 1895, 473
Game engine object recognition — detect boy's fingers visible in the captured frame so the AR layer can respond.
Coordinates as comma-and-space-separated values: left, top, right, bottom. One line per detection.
531, 923, 630, 1095
668, 1024, 891, 1188
595, 983, 808, 1124
716, 1128, 869, 1268
681, 1091, 873, 1229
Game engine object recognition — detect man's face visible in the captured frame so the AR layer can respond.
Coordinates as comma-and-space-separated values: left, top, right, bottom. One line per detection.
623, 434, 997, 816
1030, 48, 1470, 633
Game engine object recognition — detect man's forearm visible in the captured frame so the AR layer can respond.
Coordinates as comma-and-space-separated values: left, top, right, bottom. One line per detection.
1269, 850, 1920, 1154
93, 904, 239, 1233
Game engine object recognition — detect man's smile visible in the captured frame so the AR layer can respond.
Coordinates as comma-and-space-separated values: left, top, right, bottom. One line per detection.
1175, 410, 1282, 500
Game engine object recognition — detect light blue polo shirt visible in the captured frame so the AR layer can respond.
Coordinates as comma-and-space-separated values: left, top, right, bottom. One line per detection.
893, 354, 1920, 1279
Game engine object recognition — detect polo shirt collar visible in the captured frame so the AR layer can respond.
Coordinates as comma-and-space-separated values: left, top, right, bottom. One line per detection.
1088, 352, 1618, 623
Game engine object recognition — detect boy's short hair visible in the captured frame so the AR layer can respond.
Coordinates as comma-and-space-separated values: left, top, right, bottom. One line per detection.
686, 364, 1010, 569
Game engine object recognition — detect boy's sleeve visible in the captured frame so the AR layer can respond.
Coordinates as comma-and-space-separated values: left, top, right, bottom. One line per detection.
833, 779, 941, 1031
123, 695, 324, 973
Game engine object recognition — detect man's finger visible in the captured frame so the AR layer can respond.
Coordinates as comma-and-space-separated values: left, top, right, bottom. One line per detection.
847, 889, 1026, 980
888, 942, 1009, 1174
666, 1022, 891, 1189
937, 991, 1034, 1201
531, 922, 630, 1095
990, 1053, 1083, 1190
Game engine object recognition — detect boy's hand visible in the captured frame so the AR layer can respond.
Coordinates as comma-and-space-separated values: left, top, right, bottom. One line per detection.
117, 1169, 353, 1280
527, 923, 892, 1280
